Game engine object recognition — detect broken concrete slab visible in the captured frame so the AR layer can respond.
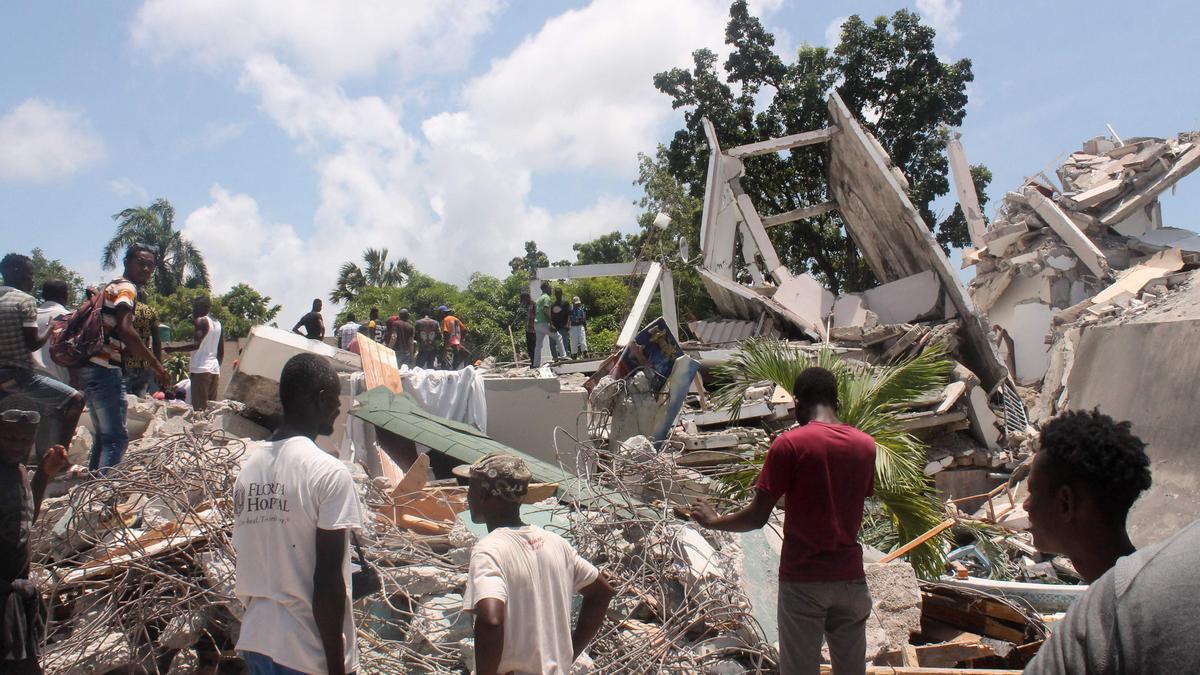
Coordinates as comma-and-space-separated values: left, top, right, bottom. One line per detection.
771, 272, 834, 338
1025, 188, 1109, 279
965, 386, 1001, 450
832, 293, 869, 328
1101, 144, 1200, 225
863, 270, 942, 325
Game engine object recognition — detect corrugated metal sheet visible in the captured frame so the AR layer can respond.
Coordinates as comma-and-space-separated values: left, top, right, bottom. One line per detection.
687, 319, 781, 345
698, 268, 821, 339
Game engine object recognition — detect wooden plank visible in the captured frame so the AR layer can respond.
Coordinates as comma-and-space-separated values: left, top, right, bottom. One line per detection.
357, 334, 403, 394
727, 126, 838, 158
879, 519, 955, 563
763, 200, 837, 228
920, 596, 1027, 644
1101, 144, 1200, 225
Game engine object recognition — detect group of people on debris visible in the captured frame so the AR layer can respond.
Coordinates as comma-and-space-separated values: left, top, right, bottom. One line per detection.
293, 300, 475, 370
524, 281, 589, 367
4, 244, 1199, 674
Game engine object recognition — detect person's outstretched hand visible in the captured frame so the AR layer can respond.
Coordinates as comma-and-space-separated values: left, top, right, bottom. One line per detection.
38, 445, 69, 478
689, 498, 719, 527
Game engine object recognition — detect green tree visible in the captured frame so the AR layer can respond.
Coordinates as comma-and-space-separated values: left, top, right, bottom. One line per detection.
29, 248, 85, 305
573, 231, 642, 265
654, 2, 977, 293
330, 247, 412, 304
220, 283, 282, 339
712, 341, 953, 578
151, 287, 231, 341
102, 198, 210, 296
508, 241, 550, 276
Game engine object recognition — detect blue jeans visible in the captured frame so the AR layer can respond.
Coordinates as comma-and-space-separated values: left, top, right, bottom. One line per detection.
80, 364, 128, 473
241, 651, 354, 675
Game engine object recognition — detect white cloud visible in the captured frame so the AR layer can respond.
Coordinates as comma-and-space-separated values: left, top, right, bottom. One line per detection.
135, 0, 760, 318
824, 15, 849, 49
203, 121, 249, 147
131, 0, 502, 80
915, 0, 963, 49
434, 0, 731, 175
109, 177, 149, 201
0, 99, 105, 182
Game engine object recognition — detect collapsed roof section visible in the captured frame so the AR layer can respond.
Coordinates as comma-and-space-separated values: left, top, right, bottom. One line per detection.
697, 91, 1008, 389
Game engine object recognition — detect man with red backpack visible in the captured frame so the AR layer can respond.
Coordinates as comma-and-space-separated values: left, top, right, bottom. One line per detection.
0, 254, 85, 462
78, 244, 168, 473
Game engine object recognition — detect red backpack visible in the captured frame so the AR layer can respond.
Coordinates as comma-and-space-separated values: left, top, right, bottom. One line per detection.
48, 290, 107, 367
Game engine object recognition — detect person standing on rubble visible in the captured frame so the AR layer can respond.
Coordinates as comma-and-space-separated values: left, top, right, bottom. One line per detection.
568, 296, 588, 358
532, 282, 554, 367
464, 453, 615, 675
549, 287, 570, 358
1022, 408, 1152, 583
232, 353, 363, 675
164, 295, 223, 412
122, 287, 163, 397
84, 244, 169, 473
439, 306, 468, 370
0, 256, 85, 459
690, 367, 876, 675
336, 313, 360, 351
292, 298, 326, 340
414, 312, 442, 369
0, 394, 70, 674
385, 308, 415, 368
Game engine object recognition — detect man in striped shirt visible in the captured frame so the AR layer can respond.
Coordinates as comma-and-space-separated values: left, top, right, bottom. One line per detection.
81, 244, 167, 473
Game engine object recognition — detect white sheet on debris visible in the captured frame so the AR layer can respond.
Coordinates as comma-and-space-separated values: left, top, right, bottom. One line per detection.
399, 365, 488, 433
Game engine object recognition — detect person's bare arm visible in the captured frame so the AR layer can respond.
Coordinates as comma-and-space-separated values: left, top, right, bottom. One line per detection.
572, 574, 615, 659
690, 489, 779, 533
217, 332, 224, 364
115, 305, 167, 384
316, 315, 326, 339
292, 318, 305, 335
30, 445, 69, 520
313, 528, 349, 675
165, 316, 208, 353
151, 320, 163, 362
472, 597, 506, 675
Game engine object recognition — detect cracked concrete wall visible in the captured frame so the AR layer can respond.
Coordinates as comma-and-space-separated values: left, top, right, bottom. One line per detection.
826, 93, 1007, 389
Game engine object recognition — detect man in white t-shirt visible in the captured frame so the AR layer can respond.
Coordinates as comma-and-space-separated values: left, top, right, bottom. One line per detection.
337, 314, 360, 352
463, 454, 614, 675
232, 353, 363, 675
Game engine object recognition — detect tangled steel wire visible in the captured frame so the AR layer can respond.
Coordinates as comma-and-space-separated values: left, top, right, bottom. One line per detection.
555, 423, 780, 673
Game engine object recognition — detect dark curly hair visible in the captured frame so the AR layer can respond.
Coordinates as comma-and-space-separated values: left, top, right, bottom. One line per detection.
793, 367, 839, 411
1040, 408, 1151, 524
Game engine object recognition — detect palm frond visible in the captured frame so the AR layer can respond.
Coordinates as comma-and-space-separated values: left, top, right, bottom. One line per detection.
710, 338, 953, 578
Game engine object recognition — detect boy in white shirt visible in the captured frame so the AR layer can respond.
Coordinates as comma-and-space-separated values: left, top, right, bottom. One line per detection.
232, 354, 363, 675
463, 454, 614, 675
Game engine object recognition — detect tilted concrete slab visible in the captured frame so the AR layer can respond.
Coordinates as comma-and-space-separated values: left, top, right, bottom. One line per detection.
826, 93, 1008, 388
863, 270, 942, 325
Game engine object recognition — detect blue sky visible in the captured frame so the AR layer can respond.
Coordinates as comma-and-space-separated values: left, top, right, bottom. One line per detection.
2, 0, 1197, 319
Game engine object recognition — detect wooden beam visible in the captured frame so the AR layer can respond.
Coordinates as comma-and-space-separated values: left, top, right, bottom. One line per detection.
763, 200, 837, 228
879, 518, 955, 563
357, 334, 404, 394
727, 126, 838, 159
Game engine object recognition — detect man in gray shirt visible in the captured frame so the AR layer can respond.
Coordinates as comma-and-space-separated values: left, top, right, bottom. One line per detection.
1024, 518, 1200, 673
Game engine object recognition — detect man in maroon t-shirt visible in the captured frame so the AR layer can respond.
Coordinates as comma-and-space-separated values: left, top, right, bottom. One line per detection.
691, 366, 876, 674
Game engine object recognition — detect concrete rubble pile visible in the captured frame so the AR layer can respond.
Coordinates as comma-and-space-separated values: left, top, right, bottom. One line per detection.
968, 130, 1200, 388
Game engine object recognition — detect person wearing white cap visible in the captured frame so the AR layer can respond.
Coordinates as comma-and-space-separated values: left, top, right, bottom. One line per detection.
568, 296, 588, 358
464, 453, 614, 674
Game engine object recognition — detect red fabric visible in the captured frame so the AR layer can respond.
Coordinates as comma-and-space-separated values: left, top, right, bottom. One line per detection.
756, 421, 876, 582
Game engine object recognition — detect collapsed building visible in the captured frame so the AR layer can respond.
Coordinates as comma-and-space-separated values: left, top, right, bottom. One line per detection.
28, 93, 1200, 673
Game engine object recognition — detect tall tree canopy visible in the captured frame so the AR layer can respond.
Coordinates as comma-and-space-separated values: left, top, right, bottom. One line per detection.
654, 2, 978, 294
102, 198, 210, 296
29, 248, 85, 305
330, 247, 412, 304
508, 241, 550, 276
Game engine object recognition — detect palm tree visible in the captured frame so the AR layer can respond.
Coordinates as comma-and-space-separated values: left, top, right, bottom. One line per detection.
330, 247, 412, 303
102, 198, 210, 296
711, 340, 953, 578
